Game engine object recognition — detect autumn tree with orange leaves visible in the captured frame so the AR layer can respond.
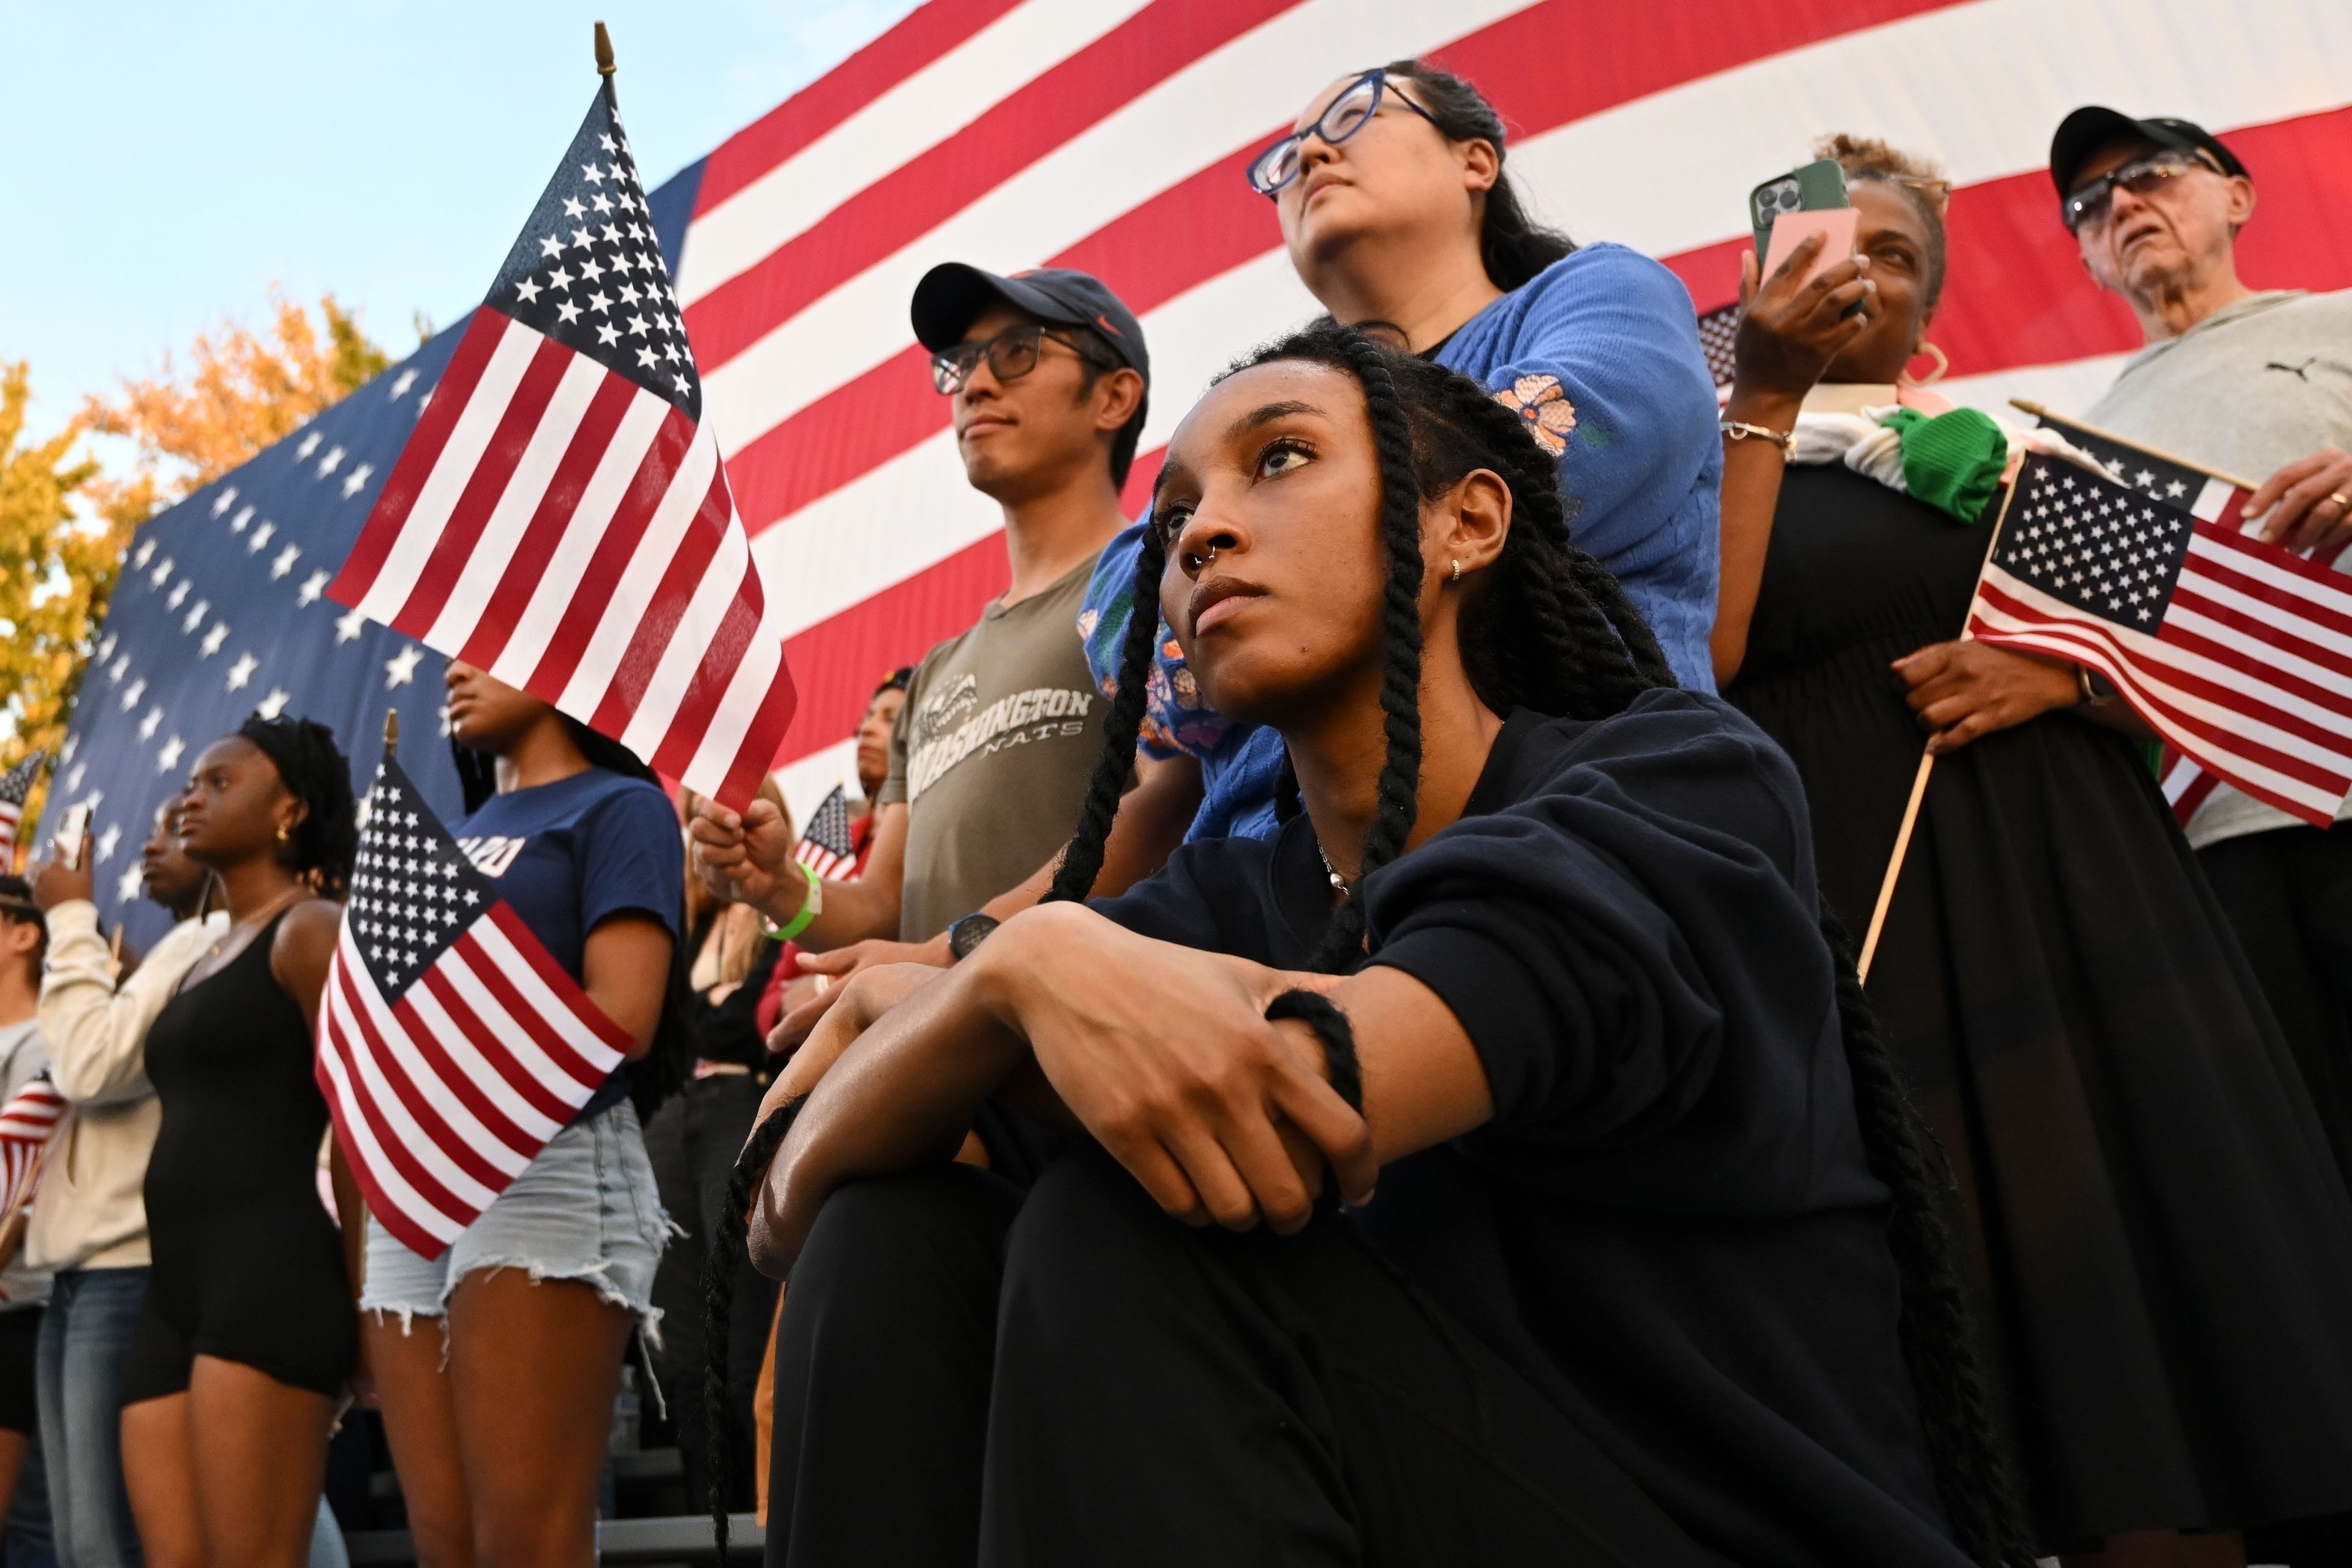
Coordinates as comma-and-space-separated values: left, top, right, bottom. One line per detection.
0, 292, 390, 847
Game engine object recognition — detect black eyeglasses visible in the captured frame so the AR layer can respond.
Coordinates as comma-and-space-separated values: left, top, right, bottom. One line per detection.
2062, 151, 2217, 233
929, 324, 1107, 395
1246, 69, 1441, 198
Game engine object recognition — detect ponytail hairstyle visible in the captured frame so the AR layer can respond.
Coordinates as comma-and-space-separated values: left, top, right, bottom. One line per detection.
237, 714, 357, 897
1043, 322, 2032, 1566
1382, 59, 1575, 292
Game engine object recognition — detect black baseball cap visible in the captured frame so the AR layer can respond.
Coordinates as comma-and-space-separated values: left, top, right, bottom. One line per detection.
910, 263, 1150, 386
2049, 107, 2248, 200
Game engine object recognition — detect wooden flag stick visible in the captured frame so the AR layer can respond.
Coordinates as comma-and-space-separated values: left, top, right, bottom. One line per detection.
1858, 752, 1933, 982
1854, 477, 2034, 984
2010, 399, 2258, 491
594, 21, 616, 75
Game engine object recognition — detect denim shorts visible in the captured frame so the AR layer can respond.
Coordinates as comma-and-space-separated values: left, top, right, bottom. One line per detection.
361, 1100, 672, 1335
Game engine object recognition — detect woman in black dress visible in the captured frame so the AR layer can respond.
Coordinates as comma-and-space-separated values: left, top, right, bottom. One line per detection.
117, 715, 356, 1568
1716, 136, 2352, 1566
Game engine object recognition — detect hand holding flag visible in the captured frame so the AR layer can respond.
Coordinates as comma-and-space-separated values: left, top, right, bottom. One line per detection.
316, 731, 632, 1259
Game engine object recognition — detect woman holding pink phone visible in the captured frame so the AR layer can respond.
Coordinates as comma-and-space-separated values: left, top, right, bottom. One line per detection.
1717, 134, 2352, 1566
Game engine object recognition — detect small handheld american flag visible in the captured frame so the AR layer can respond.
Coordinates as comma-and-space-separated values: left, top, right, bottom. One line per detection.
0, 753, 45, 865
1967, 456, 2352, 828
0, 1074, 64, 1220
326, 57, 794, 812
792, 785, 859, 880
315, 738, 632, 1259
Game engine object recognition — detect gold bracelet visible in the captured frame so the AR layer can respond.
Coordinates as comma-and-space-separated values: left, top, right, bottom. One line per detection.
1720, 419, 1796, 461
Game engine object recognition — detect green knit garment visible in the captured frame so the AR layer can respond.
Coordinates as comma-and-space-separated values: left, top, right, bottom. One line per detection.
1878, 405, 2011, 524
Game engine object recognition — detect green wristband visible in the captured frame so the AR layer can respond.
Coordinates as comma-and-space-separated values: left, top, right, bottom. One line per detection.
764, 862, 823, 943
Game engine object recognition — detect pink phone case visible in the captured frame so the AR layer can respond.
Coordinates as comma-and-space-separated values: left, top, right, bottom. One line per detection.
1762, 207, 1859, 290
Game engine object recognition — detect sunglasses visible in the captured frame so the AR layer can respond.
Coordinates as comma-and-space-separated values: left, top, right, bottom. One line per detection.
1246, 69, 1441, 198
2062, 151, 2217, 233
930, 324, 1108, 396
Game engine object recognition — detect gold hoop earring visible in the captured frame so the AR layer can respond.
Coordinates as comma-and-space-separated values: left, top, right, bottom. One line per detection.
1899, 341, 1950, 388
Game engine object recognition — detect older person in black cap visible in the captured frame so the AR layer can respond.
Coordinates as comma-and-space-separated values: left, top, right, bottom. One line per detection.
2055, 107, 2352, 1201
689, 264, 1200, 1042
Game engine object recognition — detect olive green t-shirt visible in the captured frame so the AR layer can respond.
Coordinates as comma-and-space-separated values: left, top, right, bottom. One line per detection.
880, 556, 1109, 942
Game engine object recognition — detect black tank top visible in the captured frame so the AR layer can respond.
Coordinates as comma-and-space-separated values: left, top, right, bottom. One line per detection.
142, 912, 334, 1254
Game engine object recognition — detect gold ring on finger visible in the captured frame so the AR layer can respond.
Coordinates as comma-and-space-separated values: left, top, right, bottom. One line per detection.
813, 973, 832, 996
2329, 491, 2352, 513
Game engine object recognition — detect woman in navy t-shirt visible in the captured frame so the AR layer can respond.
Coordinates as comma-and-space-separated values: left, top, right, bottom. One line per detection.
360, 660, 681, 1566
724, 328, 2031, 1566
1078, 59, 1722, 842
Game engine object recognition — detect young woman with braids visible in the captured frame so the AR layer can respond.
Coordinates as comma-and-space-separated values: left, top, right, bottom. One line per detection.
709, 323, 2032, 1567
358, 660, 683, 1568
1717, 137, 2352, 1567
116, 714, 356, 1568
1077, 58, 1722, 846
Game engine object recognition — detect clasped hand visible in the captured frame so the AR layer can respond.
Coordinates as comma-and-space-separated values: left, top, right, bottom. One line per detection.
750, 904, 1374, 1276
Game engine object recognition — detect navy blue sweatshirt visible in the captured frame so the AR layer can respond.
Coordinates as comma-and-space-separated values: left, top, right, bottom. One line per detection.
1094, 690, 1969, 1567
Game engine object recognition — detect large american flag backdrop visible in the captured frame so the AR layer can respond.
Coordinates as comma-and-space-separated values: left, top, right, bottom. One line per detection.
674, 0, 2352, 820
58, 0, 2352, 895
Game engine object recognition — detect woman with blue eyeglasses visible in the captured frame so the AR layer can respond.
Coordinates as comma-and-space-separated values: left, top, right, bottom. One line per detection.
1078, 62, 1722, 843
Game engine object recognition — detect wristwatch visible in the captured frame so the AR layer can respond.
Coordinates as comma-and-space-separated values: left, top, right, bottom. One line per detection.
947, 912, 1000, 962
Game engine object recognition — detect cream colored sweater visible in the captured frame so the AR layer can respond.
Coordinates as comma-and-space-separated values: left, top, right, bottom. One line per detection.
30, 902, 227, 1273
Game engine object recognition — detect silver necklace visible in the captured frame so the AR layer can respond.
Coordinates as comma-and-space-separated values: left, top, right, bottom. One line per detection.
1315, 841, 1351, 898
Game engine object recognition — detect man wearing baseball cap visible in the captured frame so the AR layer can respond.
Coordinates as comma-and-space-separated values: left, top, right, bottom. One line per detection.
690, 262, 1200, 1037
2055, 106, 2352, 1183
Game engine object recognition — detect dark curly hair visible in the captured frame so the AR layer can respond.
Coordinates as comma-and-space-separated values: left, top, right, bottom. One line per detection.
237, 714, 356, 895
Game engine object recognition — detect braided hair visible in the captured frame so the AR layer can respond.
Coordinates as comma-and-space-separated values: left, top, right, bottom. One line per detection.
1042, 322, 2030, 1564
700, 323, 2031, 1566
237, 714, 356, 895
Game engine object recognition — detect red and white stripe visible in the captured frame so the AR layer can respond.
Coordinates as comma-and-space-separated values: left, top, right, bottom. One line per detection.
0, 1079, 65, 1219
653, 0, 2352, 820
1970, 520, 2352, 827
330, 307, 797, 810
315, 900, 631, 1259
0, 804, 21, 864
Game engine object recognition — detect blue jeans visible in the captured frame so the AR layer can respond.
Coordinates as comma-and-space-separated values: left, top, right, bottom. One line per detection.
36, 1270, 145, 1568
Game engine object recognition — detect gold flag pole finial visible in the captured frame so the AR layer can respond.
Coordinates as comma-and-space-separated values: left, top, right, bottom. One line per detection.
595, 21, 616, 77
383, 710, 400, 752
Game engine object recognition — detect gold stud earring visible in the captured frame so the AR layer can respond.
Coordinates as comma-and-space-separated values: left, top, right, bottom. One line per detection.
1449, 558, 1462, 583
277, 824, 291, 843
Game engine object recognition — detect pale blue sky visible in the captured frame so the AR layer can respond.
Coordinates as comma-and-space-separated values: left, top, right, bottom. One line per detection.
1, 1, 922, 434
